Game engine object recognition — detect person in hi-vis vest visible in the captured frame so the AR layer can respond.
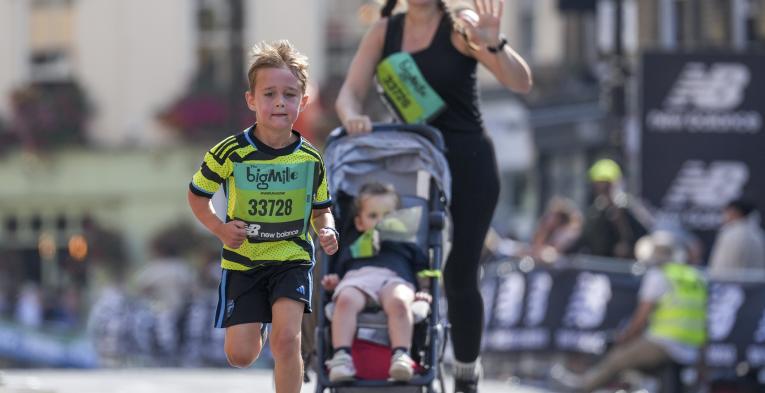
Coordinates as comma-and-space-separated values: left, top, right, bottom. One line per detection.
553, 230, 707, 392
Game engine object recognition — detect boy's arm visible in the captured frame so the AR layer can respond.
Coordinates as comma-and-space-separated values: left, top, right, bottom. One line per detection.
187, 190, 246, 248
311, 207, 338, 255
311, 207, 335, 232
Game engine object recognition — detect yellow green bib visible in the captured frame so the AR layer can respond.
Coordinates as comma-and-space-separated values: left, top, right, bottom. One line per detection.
376, 52, 446, 124
232, 161, 315, 241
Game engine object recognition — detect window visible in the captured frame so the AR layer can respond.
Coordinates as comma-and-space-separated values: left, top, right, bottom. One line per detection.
28, 0, 74, 82
195, 0, 244, 91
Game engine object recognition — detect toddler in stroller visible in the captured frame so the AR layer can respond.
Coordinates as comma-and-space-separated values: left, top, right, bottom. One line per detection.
314, 124, 449, 392
322, 182, 433, 382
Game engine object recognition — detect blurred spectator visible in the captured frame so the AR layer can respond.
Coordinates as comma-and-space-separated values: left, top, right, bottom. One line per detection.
14, 282, 43, 328
571, 158, 648, 259
553, 231, 707, 392
707, 199, 765, 278
652, 219, 706, 267
529, 197, 582, 262
133, 246, 195, 316
680, 231, 706, 267
86, 282, 132, 367
181, 251, 228, 367
45, 287, 82, 331
132, 226, 196, 361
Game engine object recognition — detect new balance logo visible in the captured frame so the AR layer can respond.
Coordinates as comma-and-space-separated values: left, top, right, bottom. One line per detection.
494, 273, 525, 327
754, 307, 765, 343
665, 62, 750, 112
708, 283, 744, 341
245, 223, 261, 238
645, 61, 762, 134
524, 272, 552, 327
563, 272, 611, 329
296, 285, 305, 295
663, 160, 748, 209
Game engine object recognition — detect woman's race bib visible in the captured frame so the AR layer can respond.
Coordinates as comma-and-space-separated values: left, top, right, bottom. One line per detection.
375, 52, 446, 124
232, 162, 315, 241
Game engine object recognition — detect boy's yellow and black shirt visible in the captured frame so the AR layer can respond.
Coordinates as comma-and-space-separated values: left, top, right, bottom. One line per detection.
190, 126, 331, 271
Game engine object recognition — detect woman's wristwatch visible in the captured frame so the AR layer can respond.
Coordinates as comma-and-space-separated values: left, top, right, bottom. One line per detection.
487, 35, 508, 53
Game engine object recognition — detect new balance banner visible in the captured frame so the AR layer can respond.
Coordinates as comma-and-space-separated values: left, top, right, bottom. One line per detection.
482, 260, 765, 368
640, 52, 765, 252
482, 261, 638, 354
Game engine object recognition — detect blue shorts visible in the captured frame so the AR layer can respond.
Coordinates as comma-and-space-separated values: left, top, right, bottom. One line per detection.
214, 263, 313, 328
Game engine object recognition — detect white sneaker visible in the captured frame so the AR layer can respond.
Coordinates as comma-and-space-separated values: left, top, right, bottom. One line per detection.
389, 351, 415, 381
326, 351, 356, 382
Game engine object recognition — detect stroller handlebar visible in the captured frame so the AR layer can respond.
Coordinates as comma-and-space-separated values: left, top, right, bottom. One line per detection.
326, 123, 445, 152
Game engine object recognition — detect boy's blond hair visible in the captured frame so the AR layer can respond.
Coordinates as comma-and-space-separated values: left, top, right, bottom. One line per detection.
247, 40, 309, 93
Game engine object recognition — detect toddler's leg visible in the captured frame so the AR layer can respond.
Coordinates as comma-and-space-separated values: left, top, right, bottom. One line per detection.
379, 282, 415, 349
224, 322, 266, 367
380, 282, 416, 381
331, 287, 366, 348
326, 287, 365, 382
271, 297, 305, 393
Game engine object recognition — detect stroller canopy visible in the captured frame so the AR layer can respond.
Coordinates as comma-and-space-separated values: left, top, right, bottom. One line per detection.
323, 128, 452, 204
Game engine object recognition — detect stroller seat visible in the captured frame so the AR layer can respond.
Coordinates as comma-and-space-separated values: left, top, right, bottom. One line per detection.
324, 299, 431, 380
324, 300, 431, 326
324, 300, 431, 348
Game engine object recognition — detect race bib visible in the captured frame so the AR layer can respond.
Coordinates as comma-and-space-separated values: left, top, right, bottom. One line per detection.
375, 52, 446, 124
232, 162, 315, 241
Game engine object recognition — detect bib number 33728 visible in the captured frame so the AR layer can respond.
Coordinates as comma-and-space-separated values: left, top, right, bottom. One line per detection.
233, 162, 315, 241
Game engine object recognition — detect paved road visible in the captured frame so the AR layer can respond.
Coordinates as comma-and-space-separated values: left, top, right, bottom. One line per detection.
0, 369, 554, 393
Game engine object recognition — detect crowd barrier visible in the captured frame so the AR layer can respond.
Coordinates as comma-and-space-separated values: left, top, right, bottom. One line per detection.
0, 321, 97, 367
5, 256, 764, 373
480, 256, 765, 372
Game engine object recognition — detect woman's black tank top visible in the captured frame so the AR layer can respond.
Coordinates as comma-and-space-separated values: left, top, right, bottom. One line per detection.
381, 13, 484, 134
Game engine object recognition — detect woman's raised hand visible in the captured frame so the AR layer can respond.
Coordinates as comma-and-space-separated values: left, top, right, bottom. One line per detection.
459, 0, 504, 50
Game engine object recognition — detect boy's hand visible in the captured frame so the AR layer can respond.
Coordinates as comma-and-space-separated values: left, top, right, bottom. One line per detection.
215, 220, 247, 249
318, 227, 339, 255
415, 291, 432, 304
321, 274, 340, 290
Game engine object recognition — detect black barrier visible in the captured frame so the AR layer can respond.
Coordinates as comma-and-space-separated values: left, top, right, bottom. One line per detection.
482, 259, 638, 355
482, 258, 765, 370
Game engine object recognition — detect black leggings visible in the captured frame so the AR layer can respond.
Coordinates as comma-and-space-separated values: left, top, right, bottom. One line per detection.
442, 131, 499, 363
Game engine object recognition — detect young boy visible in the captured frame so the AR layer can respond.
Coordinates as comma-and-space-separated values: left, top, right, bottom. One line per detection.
321, 182, 432, 382
187, 40, 338, 393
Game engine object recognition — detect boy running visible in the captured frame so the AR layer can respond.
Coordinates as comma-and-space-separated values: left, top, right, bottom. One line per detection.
188, 40, 338, 393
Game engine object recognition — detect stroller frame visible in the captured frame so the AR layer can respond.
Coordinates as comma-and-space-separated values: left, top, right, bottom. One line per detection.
313, 124, 450, 393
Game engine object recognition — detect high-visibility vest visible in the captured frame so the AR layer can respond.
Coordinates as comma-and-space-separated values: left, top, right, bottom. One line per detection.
648, 263, 707, 346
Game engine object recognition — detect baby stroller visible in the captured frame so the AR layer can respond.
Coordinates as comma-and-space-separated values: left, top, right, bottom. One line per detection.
313, 123, 451, 393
